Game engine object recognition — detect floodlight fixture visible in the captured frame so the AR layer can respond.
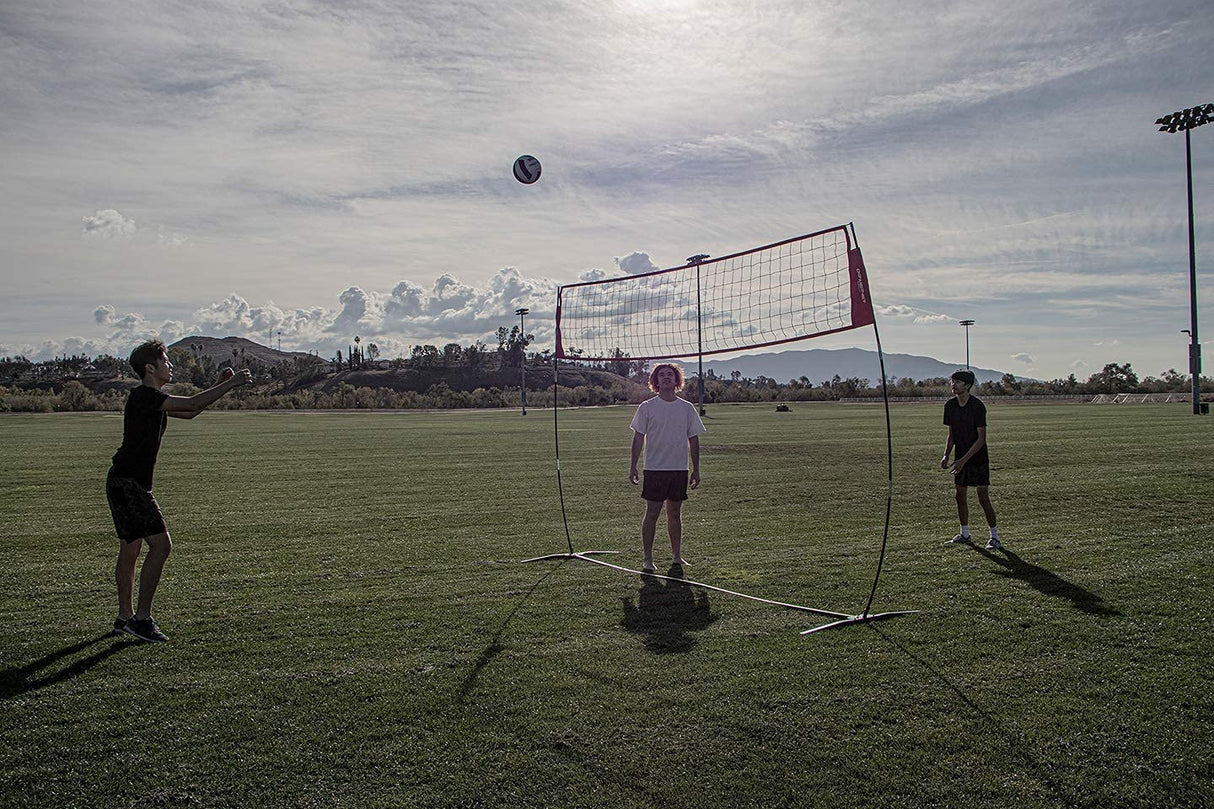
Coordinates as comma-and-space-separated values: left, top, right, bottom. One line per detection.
1156, 102, 1212, 415
959, 320, 975, 369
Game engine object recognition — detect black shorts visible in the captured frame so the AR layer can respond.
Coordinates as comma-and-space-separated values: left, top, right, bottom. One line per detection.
954, 460, 991, 488
106, 474, 167, 542
641, 470, 689, 502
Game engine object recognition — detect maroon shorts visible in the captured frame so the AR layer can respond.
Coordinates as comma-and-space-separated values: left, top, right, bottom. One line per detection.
641, 470, 689, 502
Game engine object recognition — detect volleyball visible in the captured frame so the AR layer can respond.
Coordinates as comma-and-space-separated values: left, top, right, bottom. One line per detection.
513, 154, 542, 184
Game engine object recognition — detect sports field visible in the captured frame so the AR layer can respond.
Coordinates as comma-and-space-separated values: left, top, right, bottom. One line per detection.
1, 402, 1210, 808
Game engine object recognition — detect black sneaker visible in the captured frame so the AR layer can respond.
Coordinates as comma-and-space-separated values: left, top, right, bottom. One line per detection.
111, 618, 129, 636
124, 617, 169, 643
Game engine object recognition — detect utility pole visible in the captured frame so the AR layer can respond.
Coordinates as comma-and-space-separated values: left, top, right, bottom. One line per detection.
516, 307, 530, 414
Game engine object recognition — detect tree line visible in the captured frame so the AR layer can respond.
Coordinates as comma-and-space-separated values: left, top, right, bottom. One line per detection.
1, 347, 1208, 413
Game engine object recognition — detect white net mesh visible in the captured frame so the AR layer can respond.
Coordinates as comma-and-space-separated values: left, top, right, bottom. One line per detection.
556, 225, 874, 361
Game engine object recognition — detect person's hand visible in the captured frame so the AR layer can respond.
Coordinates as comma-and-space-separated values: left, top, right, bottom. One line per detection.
629, 466, 640, 485
231, 368, 253, 386
951, 458, 965, 475
690, 471, 701, 489
217, 367, 235, 384
940, 455, 950, 470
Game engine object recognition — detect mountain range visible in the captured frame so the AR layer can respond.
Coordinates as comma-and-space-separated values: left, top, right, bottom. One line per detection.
169, 336, 1017, 386
698, 347, 1016, 385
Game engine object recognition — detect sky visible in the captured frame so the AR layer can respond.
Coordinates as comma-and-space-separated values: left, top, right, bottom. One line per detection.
1, 0, 1210, 381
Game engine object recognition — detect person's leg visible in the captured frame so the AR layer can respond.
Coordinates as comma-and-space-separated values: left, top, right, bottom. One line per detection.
952, 484, 972, 540
665, 499, 684, 563
116, 538, 142, 620
976, 486, 996, 528
134, 531, 172, 620
641, 501, 662, 570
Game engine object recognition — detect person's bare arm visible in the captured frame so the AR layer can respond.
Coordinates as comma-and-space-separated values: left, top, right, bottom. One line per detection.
689, 435, 701, 488
629, 431, 644, 484
160, 368, 252, 413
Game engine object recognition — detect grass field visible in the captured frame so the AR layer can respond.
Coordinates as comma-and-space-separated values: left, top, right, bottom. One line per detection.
1, 402, 1211, 808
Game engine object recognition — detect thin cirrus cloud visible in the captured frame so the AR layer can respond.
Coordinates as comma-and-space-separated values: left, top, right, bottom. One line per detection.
0, 1, 1209, 380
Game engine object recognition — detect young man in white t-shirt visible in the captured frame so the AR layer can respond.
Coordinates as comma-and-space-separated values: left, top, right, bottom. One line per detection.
628, 363, 707, 573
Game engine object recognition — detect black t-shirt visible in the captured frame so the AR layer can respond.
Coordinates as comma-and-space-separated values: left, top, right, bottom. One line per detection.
110, 385, 169, 489
943, 395, 989, 465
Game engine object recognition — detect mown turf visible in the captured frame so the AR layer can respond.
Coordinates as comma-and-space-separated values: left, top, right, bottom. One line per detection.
1, 403, 1210, 808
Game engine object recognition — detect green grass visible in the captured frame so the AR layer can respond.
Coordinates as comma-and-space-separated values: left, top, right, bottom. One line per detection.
1, 403, 1210, 808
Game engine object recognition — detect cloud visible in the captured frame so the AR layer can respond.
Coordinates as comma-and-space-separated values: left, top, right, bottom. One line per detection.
1011, 352, 1034, 364
914, 313, 953, 324
615, 252, 660, 276
877, 304, 915, 317
94, 305, 115, 324
81, 209, 136, 239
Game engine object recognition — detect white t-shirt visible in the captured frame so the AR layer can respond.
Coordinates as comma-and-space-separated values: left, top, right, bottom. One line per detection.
630, 395, 707, 471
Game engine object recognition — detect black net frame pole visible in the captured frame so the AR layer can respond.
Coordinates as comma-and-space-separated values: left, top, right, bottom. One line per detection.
552, 351, 574, 555
850, 223, 895, 620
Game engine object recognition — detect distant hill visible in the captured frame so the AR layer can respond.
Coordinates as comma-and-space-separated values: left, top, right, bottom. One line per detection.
699, 347, 1017, 385
170, 336, 323, 367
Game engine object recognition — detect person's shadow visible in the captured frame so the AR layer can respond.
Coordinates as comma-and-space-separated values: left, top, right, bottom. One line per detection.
621, 566, 717, 653
0, 633, 136, 700
975, 546, 1122, 616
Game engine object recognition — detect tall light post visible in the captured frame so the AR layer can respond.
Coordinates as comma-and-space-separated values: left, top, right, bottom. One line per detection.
688, 253, 710, 416
959, 320, 975, 369
1156, 102, 1213, 415
515, 307, 530, 415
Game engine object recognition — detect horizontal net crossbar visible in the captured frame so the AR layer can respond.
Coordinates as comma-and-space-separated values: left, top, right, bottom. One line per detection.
555, 224, 875, 361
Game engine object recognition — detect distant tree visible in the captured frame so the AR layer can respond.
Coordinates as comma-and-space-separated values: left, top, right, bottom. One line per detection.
1089, 362, 1138, 393
442, 343, 462, 367
367, 343, 380, 362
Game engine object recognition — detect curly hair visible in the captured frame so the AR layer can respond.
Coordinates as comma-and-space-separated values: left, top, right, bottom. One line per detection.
648, 363, 685, 392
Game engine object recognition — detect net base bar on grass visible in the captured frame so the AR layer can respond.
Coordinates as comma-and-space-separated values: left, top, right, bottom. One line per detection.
532, 223, 915, 635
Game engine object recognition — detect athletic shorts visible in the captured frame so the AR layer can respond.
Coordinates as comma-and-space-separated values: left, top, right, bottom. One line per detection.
641, 470, 689, 502
953, 460, 991, 488
106, 474, 167, 542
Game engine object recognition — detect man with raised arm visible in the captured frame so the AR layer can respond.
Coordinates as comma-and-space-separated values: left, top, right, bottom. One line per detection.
106, 340, 252, 642
629, 363, 706, 573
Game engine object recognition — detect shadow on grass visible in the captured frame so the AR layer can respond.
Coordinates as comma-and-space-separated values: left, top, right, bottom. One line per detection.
457, 559, 569, 704
620, 565, 717, 653
0, 633, 137, 700
974, 546, 1122, 616
870, 624, 1082, 808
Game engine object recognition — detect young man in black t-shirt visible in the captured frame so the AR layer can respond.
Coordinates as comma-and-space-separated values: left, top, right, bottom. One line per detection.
940, 369, 1001, 550
107, 340, 251, 642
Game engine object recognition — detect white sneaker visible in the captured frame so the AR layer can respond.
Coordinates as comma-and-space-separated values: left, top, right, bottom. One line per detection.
985, 537, 1003, 551
641, 560, 656, 573
945, 534, 972, 544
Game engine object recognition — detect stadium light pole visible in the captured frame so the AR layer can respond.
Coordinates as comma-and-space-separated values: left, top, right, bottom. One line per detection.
959, 320, 975, 369
688, 254, 711, 416
516, 307, 530, 415
1156, 102, 1213, 415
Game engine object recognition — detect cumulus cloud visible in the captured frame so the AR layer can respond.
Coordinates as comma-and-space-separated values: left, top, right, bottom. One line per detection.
94, 305, 115, 324
615, 252, 660, 276
81, 209, 136, 239
1011, 352, 1034, 364
877, 304, 915, 317
914, 313, 953, 324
